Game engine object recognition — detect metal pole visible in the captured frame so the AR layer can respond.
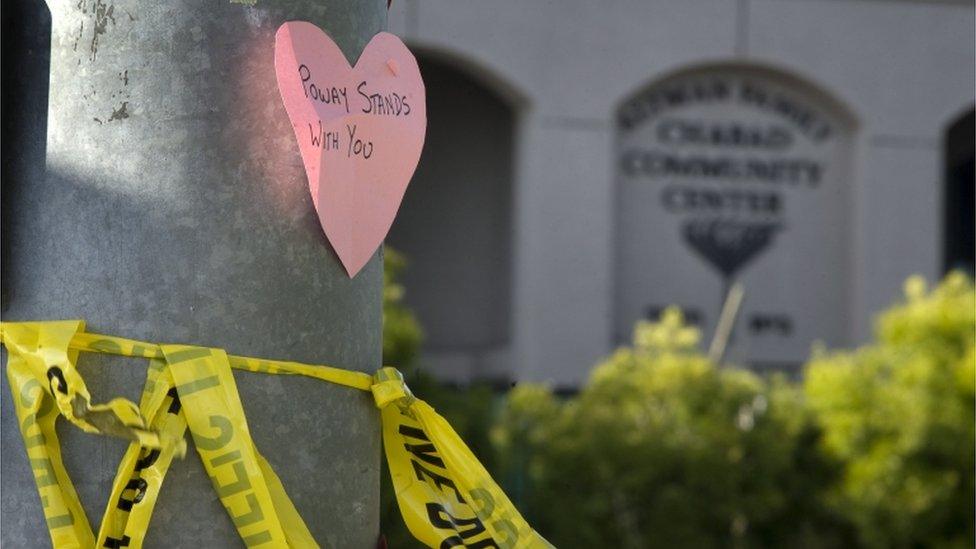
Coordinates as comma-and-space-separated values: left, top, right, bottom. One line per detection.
708, 281, 745, 364
2, 0, 387, 546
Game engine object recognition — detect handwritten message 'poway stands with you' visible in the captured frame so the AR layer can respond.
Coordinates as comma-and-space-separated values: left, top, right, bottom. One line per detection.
275, 21, 426, 277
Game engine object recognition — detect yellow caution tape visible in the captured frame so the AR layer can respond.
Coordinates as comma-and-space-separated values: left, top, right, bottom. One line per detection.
378, 367, 549, 548
0, 321, 551, 549
97, 357, 187, 548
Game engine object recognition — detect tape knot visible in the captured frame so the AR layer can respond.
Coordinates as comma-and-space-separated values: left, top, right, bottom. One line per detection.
370, 367, 414, 409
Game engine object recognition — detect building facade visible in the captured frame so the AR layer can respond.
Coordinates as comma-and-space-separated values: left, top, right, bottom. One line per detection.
385, 0, 975, 387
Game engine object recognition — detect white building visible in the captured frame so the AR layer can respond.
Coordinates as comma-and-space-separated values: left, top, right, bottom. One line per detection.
385, 0, 975, 388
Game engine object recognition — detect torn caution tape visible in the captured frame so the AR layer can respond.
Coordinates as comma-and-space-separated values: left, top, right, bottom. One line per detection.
0, 321, 551, 548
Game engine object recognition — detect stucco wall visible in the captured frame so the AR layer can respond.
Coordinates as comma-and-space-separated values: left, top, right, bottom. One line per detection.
388, 0, 975, 386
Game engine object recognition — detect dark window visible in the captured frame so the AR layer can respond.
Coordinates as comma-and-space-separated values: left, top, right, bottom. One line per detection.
944, 109, 975, 275
387, 54, 515, 354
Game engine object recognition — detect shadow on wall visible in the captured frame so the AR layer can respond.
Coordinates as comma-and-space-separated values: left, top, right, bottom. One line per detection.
1, 0, 52, 310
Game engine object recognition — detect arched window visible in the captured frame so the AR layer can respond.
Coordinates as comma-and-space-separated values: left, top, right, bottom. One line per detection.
615, 63, 857, 368
387, 52, 517, 382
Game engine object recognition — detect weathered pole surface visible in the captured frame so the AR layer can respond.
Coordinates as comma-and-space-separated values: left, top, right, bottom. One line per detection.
2, 0, 387, 546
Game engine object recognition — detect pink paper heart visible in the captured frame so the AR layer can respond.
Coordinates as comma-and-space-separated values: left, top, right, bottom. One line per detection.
274, 21, 426, 277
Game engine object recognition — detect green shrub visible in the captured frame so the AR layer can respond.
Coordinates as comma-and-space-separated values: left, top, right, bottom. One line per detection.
804, 273, 975, 548
383, 256, 975, 548
492, 309, 852, 548
491, 274, 974, 548
382, 247, 423, 368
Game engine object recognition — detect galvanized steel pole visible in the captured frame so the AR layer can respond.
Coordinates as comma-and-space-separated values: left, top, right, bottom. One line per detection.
2, 0, 387, 546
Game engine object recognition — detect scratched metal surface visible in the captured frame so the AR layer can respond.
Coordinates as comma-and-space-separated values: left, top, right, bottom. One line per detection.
1, 0, 387, 546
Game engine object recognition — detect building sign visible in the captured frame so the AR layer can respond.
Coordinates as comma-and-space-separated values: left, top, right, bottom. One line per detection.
615, 65, 855, 366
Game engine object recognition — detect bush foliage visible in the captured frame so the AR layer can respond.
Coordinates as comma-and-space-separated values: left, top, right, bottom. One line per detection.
382, 264, 975, 548
493, 309, 852, 548
382, 247, 423, 368
803, 273, 975, 548
491, 273, 974, 548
